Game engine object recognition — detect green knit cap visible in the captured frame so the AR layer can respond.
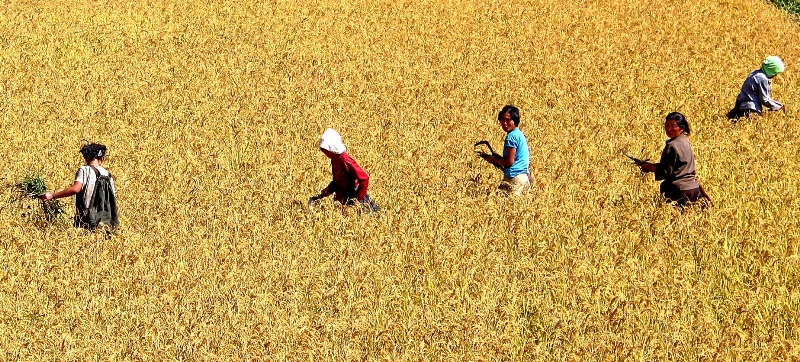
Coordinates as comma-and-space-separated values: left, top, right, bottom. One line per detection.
762, 56, 785, 77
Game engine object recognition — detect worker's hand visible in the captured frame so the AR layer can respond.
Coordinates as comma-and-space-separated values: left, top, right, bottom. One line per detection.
39, 192, 53, 201
638, 162, 656, 173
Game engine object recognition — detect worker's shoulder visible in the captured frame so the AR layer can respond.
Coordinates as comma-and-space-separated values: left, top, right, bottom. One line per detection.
748, 69, 770, 83
668, 135, 694, 153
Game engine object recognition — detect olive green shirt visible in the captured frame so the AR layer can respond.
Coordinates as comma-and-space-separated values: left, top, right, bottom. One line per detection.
655, 134, 700, 191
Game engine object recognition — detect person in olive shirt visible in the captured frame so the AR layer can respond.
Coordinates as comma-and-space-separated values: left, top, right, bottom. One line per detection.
638, 112, 710, 206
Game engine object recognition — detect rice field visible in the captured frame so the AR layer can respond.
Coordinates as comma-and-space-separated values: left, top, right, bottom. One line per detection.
1, 0, 799, 359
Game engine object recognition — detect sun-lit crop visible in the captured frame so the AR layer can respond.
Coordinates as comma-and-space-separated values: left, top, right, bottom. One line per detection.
1, 0, 799, 359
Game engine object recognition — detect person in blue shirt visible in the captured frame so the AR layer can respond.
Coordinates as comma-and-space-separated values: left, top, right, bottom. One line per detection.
727, 56, 785, 121
483, 105, 531, 195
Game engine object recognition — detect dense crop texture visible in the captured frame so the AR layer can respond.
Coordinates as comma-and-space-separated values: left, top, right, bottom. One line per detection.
1, 0, 799, 360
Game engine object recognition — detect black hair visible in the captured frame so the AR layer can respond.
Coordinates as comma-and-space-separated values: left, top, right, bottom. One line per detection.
665, 111, 690, 135
80, 142, 108, 161
498, 105, 521, 126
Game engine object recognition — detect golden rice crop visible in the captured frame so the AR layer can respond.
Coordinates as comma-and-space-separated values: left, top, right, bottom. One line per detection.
1, 0, 799, 359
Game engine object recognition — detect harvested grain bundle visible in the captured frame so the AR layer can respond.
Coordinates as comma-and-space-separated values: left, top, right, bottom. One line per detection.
15, 172, 65, 223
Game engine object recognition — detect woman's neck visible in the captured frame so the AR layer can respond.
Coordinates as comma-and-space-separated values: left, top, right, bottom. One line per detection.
86, 159, 102, 167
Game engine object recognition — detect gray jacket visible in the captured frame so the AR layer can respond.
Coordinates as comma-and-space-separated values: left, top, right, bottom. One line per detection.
735, 69, 781, 113
655, 134, 700, 191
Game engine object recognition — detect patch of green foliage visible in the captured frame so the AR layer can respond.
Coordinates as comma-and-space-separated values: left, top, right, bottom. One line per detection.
15, 172, 65, 223
771, 0, 800, 18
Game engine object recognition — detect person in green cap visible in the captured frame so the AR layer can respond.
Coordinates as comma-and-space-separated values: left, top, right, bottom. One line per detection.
727, 56, 785, 120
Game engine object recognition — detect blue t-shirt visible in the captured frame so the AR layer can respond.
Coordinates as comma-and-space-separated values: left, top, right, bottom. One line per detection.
503, 128, 530, 178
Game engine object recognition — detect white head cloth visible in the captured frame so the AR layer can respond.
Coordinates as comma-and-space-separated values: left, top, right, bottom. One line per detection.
319, 128, 346, 154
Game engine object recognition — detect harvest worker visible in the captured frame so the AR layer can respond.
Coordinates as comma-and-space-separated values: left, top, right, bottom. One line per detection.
40, 142, 119, 230
482, 105, 531, 196
727, 56, 785, 120
309, 128, 380, 212
638, 112, 710, 207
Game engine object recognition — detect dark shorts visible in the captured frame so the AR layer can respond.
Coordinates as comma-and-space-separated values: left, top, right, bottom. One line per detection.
727, 103, 758, 120
343, 193, 381, 213
660, 183, 705, 206
74, 215, 89, 229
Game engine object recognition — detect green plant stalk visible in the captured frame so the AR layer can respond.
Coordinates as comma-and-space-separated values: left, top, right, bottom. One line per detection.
770, 0, 800, 18
16, 173, 66, 222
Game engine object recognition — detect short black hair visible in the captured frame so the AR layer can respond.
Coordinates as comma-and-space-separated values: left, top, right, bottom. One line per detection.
665, 112, 690, 135
80, 143, 107, 161
498, 105, 520, 126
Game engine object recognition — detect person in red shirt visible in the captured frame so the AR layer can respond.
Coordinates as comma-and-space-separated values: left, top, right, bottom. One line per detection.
309, 128, 379, 212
